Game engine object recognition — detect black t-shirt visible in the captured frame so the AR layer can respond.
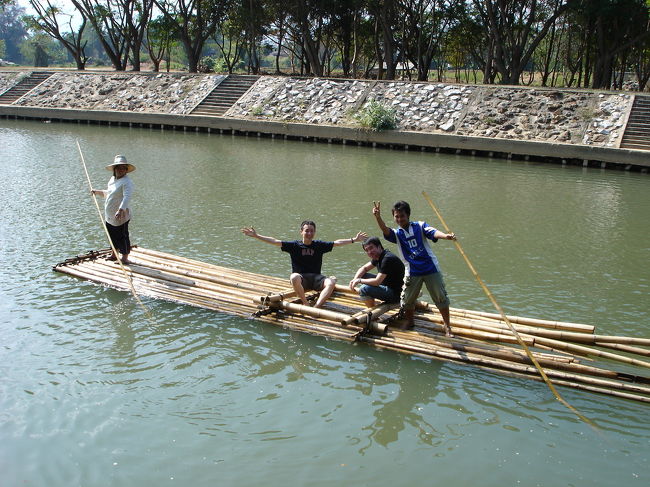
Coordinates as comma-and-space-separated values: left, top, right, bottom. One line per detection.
281, 240, 334, 274
373, 250, 405, 294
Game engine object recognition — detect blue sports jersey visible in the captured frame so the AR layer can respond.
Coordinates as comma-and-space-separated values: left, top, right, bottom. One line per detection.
385, 221, 440, 276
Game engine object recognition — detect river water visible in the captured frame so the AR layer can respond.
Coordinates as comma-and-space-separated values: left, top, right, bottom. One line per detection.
1, 119, 649, 486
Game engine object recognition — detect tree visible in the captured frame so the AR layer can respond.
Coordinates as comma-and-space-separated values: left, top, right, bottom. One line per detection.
145, 14, 177, 71
283, 0, 331, 76
265, 0, 290, 74
117, 0, 153, 71
368, 0, 400, 79
70, 0, 129, 70
24, 0, 88, 69
20, 31, 67, 66
579, 0, 650, 89
472, 0, 571, 85
0, 3, 28, 63
214, 16, 244, 73
153, 0, 231, 73
398, 0, 458, 81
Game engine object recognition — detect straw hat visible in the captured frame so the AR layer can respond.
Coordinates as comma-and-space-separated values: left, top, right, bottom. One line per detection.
105, 154, 136, 173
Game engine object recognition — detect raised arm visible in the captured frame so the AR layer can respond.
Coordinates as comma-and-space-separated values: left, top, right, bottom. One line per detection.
372, 201, 391, 238
91, 189, 108, 197
241, 227, 282, 246
333, 231, 368, 247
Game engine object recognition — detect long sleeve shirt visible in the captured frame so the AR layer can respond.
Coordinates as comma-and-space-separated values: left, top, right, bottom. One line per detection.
104, 175, 133, 226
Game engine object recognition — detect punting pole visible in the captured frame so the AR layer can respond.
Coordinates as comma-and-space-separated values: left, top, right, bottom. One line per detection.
76, 140, 152, 317
422, 191, 595, 428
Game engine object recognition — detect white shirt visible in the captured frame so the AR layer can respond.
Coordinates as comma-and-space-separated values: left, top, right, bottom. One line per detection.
104, 175, 133, 226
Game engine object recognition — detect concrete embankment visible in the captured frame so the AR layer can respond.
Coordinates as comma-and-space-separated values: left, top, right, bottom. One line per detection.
0, 70, 647, 171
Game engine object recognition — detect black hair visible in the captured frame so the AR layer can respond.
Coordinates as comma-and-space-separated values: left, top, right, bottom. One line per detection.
300, 220, 316, 231
362, 236, 383, 250
392, 200, 411, 217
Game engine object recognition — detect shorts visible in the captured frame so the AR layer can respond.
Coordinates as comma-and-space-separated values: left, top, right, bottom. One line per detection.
401, 272, 449, 309
300, 273, 328, 291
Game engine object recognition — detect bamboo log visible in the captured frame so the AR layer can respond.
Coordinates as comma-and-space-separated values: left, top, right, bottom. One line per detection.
342, 303, 398, 325
448, 306, 595, 333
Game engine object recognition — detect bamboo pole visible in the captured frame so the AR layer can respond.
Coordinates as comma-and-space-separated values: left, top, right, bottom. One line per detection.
422, 191, 591, 425
76, 141, 152, 318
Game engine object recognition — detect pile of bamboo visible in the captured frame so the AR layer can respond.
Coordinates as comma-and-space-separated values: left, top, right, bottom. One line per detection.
54, 247, 650, 403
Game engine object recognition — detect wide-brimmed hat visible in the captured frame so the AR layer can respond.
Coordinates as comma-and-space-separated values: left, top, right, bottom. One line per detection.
105, 155, 136, 173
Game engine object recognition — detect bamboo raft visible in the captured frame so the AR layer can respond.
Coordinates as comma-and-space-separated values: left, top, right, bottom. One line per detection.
53, 246, 650, 404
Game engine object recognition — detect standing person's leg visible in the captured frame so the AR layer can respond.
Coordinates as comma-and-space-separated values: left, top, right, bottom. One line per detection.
121, 220, 131, 264
398, 276, 424, 329
105, 222, 120, 260
424, 273, 453, 337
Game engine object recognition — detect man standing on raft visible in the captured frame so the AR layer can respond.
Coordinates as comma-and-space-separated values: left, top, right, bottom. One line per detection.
372, 201, 456, 335
242, 221, 367, 308
91, 155, 135, 265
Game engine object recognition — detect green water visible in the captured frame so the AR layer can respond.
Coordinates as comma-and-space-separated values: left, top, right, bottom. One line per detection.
1, 119, 649, 486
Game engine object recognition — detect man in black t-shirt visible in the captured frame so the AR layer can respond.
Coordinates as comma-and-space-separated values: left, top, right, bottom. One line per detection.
349, 237, 405, 307
242, 220, 367, 308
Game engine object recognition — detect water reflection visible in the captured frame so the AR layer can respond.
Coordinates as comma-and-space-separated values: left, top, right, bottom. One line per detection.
359, 358, 443, 450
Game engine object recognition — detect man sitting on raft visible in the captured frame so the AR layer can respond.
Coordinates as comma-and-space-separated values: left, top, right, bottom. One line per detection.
242, 221, 367, 308
349, 237, 405, 308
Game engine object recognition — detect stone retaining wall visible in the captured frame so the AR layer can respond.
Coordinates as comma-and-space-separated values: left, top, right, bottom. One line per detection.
0, 70, 633, 149
7, 72, 224, 115
229, 76, 631, 148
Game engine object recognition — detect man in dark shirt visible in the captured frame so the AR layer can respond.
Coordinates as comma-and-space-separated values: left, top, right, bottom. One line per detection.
242, 220, 367, 308
349, 236, 405, 307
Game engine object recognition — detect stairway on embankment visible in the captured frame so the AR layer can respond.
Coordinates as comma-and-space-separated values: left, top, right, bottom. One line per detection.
191, 74, 259, 116
0, 71, 54, 104
620, 95, 650, 150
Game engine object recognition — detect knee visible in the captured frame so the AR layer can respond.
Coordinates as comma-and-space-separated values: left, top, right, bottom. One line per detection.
325, 276, 337, 287
290, 273, 303, 285
358, 284, 371, 297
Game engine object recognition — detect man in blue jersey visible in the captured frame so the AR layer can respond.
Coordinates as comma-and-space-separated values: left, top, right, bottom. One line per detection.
242, 221, 367, 308
372, 201, 456, 335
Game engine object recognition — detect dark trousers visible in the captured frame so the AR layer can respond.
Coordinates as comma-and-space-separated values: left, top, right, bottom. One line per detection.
106, 220, 131, 254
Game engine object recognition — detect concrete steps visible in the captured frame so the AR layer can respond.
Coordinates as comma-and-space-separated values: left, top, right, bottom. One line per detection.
0, 71, 54, 104
620, 95, 650, 150
191, 74, 259, 116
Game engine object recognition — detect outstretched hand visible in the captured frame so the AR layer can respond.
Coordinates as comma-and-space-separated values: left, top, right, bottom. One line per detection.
241, 226, 258, 238
354, 231, 368, 242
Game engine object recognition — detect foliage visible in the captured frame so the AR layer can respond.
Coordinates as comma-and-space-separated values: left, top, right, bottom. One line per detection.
0, 3, 28, 62
2, 0, 649, 92
19, 32, 67, 66
354, 99, 398, 131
